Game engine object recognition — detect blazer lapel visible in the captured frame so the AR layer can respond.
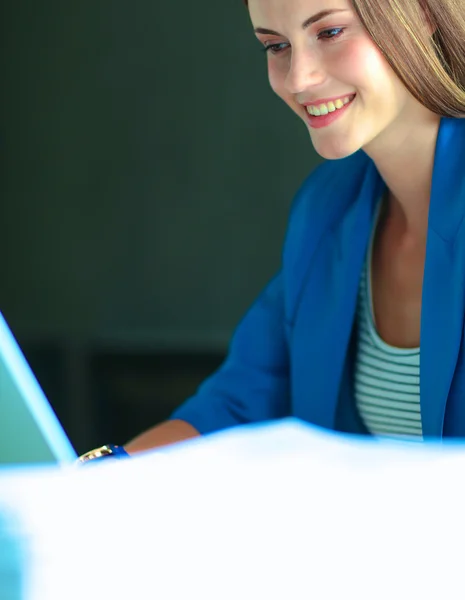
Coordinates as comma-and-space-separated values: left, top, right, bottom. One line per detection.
421, 118, 465, 437
291, 159, 384, 429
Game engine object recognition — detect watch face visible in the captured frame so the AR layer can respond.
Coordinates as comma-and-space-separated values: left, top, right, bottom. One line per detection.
77, 445, 128, 464
77, 445, 113, 463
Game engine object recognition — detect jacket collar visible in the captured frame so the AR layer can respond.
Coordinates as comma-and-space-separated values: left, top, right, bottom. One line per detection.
421, 117, 465, 436
291, 156, 383, 429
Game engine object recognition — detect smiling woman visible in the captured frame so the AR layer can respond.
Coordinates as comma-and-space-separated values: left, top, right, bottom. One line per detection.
247, 0, 465, 115
81, 0, 465, 460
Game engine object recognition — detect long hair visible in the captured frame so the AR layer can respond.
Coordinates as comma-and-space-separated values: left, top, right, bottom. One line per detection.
245, 0, 465, 117
352, 0, 465, 117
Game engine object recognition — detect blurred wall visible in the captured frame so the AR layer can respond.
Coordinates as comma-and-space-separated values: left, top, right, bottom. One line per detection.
0, 1, 323, 449
1, 0, 322, 349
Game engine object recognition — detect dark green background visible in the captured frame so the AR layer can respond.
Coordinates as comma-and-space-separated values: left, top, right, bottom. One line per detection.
1, 1, 321, 452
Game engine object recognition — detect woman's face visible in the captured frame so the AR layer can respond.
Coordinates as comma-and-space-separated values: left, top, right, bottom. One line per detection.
248, 0, 418, 160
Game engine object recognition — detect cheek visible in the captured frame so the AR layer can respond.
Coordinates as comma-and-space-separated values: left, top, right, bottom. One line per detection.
334, 38, 393, 90
268, 59, 289, 100
267, 58, 301, 116
328, 40, 367, 84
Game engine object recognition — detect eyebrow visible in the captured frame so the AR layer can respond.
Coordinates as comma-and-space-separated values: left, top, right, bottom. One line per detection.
254, 9, 349, 35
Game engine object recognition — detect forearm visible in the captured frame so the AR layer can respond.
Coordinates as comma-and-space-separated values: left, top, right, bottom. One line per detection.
124, 419, 200, 455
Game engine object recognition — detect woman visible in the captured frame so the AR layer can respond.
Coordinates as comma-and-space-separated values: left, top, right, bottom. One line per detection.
87, 0, 465, 460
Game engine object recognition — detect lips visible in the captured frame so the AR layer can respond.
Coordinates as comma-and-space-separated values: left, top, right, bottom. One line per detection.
304, 94, 356, 130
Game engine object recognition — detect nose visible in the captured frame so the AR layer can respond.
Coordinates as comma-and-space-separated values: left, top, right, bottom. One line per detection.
284, 48, 326, 95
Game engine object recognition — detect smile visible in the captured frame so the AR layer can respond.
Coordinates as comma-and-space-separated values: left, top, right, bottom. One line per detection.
306, 94, 356, 116
304, 94, 356, 130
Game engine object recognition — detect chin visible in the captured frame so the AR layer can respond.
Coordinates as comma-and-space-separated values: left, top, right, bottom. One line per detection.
309, 134, 360, 161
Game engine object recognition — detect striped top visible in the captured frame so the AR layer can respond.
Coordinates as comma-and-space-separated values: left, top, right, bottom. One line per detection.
354, 214, 422, 441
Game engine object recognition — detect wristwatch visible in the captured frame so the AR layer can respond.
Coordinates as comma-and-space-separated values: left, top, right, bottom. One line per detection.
77, 444, 130, 464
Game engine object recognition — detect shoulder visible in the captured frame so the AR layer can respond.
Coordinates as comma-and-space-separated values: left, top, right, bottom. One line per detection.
438, 117, 465, 152
285, 150, 373, 242
280, 150, 376, 316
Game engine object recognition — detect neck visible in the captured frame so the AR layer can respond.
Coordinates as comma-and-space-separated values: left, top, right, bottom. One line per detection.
363, 107, 441, 238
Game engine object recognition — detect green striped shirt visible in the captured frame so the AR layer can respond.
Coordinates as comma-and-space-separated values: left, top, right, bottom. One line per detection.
354, 218, 422, 441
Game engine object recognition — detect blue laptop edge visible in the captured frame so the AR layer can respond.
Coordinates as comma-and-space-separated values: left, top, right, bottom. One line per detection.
0, 312, 77, 464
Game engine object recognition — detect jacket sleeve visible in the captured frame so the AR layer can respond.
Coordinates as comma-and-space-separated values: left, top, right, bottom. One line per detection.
169, 272, 290, 434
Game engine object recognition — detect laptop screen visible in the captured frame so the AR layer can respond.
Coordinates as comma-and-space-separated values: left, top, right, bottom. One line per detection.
0, 313, 77, 465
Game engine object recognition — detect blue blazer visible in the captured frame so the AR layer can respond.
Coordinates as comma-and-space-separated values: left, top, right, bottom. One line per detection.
172, 117, 465, 438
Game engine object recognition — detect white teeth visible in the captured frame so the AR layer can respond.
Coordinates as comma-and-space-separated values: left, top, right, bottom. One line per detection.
306, 95, 354, 117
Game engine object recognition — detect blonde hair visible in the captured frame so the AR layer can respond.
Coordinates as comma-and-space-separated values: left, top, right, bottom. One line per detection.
351, 0, 465, 117
244, 0, 465, 117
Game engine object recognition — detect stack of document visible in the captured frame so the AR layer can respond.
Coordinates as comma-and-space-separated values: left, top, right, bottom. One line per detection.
0, 418, 464, 599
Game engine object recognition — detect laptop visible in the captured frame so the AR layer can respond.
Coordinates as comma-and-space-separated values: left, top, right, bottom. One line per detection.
0, 312, 78, 465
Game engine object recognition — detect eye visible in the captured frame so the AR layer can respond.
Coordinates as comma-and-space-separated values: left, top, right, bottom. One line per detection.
262, 42, 290, 55
317, 27, 345, 41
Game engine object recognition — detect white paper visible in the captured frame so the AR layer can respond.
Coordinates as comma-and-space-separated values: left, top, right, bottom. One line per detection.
1, 418, 465, 600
